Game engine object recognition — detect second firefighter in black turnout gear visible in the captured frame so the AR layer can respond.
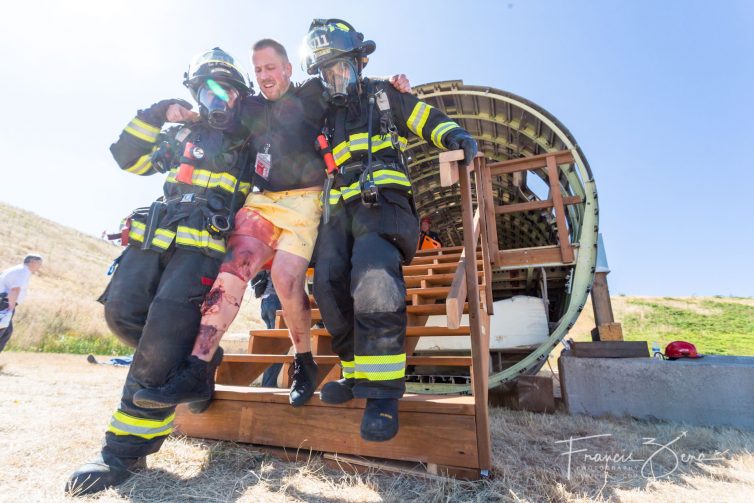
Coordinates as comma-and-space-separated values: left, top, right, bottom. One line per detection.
302, 19, 478, 442
66, 47, 252, 496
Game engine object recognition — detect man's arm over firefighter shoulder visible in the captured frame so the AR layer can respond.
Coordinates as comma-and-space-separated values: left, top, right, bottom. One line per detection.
109, 99, 198, 176
382, 84, 477, 164
294, 73, 411, 123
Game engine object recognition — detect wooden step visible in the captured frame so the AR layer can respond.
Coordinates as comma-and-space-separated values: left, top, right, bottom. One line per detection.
211, 385, 475, 414
402, 260, 483, 276
277, 303, 470, 321
414, 245, 466, 256
406, 283, 484, 300
223, 354, 472, 367
304, 292, 463, 310
405, 271, 483, 288
306, 285, 483, 305
249, 325, 472, 338
409, 251, 483, 265
174, 388, 481, 471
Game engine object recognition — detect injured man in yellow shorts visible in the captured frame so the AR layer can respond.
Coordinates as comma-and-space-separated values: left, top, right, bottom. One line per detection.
132, 187, 323, 410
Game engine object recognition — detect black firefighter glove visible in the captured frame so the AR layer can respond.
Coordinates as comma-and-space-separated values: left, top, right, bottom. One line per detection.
137, 99, 193, 127
444, 129, 478, 167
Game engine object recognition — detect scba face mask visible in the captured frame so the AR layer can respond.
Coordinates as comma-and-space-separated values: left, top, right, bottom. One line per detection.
198, 79, 240, 129
319, 58, 358, 106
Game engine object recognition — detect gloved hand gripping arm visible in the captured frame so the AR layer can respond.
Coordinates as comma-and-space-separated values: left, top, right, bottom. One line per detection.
111, 99, 197, 174
137, 98, 198, 127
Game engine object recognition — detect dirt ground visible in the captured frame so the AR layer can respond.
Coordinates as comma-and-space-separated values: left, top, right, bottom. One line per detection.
1, 352, 753, 503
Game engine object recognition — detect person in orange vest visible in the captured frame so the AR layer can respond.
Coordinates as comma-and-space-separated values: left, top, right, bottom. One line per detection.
418, 216, 443, 250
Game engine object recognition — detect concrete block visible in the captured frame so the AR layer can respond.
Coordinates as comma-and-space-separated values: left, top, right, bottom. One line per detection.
559, 354, 754, 431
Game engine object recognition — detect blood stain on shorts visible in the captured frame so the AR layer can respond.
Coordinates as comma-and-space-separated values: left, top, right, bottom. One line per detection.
234, 208, 279, 248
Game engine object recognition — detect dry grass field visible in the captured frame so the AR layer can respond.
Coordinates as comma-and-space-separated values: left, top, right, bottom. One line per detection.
1, 353, 753, 502
3, 202, 754, 501
0, 202, 262, 355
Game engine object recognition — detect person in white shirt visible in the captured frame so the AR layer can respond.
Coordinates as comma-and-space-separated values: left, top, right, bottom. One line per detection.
0, 254, 43, 352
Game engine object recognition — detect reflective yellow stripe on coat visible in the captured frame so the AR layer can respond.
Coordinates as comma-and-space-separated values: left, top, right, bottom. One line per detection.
335, 169, 412, 204
166, 168, 251, 195
430, 121, 459, 149
332, 133, 408, 167
406, 102, 431, 137
124, 117, 161, 144
176, 226, 226, 254
128, 221, 175, 250
125, 151, 155, 175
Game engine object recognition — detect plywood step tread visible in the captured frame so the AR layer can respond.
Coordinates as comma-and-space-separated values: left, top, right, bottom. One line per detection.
277, 303, 470, 321
405, 271, 483, 288
222, 354, 472, 366
306, 286, 483, 307
409, 251, 483, 265
249, 326, 472, 338
405, 284, 484, 299
414, 245, 467, 255
402, 260, 483, 275
211, 384, 476, 415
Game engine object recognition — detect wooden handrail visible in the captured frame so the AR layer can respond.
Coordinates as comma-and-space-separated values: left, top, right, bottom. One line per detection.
437, 150, 492, 471
474, 156, 495, 315
445, 208, 481, 329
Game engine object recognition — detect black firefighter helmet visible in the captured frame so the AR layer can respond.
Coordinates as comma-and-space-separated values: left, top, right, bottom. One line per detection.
183, 47, 250, 129
302, 19, 375, 75
302, 19, 375, 105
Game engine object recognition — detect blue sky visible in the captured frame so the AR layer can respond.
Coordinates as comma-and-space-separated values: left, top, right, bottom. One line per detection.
1, 0, 752, 296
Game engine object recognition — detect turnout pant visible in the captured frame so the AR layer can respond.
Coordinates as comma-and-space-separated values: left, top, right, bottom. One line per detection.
99, 245, 219, 459
313, 189, 420, 399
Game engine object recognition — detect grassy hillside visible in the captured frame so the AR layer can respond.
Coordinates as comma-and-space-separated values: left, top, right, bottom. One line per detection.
567, 296, 754, 356
2, 201, 752, 357
0, 202, 262, 355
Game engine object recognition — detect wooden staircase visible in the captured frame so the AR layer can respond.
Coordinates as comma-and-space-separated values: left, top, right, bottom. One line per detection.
174, 152, 495, 478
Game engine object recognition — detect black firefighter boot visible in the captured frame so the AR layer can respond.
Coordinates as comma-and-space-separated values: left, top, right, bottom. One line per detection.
65, 451, 146, 496
360, 398, 399, 442
132, 347, 224, 410
319, 378, 355, 404
289, 352, 318, 407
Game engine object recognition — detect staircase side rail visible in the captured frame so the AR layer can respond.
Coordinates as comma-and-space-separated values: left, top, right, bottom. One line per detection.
438, 150, 492, 471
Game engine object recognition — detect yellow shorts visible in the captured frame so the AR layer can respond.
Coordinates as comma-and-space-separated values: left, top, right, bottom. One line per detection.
233, 188, 322, 261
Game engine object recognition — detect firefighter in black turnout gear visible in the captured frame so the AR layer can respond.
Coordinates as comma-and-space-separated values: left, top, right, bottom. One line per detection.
303, 19, 478, 442
66, 48, 252, 496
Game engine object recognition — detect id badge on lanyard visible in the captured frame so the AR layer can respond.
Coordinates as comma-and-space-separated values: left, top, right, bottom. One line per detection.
255, 143, 271, 180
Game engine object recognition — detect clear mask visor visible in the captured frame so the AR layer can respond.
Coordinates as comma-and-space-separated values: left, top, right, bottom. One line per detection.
197, 79, 239, 129
319, 59, 358, 105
